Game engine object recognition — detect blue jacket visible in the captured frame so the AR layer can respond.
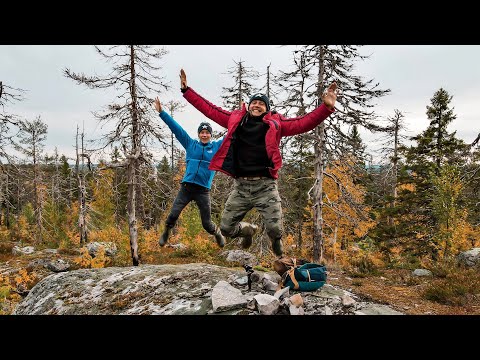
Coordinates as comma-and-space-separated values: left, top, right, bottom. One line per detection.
159, 110, 223, 189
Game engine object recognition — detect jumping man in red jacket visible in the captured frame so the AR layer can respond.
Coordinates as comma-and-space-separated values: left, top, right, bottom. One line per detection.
179, 69, 338, 257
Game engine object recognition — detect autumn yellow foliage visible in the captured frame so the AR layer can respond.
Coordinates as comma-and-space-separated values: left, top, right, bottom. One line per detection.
322, 159, 376, 263
74, 246, 111, 269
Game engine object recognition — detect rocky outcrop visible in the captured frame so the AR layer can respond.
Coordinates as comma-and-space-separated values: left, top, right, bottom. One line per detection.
13, 263, 403, 315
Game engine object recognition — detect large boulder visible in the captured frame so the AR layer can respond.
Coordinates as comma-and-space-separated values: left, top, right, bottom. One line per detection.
13, 263, 404, 315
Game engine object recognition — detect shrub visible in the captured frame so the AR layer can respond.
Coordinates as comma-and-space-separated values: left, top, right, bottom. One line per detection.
423, 266, 480, 306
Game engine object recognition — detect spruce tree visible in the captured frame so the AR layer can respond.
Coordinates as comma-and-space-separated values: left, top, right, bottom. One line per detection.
402, 88, 469, 259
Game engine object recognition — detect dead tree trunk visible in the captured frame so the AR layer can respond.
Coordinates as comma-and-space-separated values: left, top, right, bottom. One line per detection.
127, 45, 140, 266
312, 46, 326, 263
76, 126, 88, 245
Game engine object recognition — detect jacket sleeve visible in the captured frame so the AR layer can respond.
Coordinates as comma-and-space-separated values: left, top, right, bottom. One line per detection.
212, 137, 224, 152
280, 104, 335, 137
159, 110, 192, 149
183, 87, 231, 128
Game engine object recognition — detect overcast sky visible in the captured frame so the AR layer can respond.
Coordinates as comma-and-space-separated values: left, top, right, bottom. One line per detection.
1, 45, 479, 163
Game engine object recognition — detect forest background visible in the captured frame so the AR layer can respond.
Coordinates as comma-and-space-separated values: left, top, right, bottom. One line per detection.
1, 45, 479, 314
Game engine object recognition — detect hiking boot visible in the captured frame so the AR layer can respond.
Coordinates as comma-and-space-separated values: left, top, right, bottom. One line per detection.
272, 238, 283, 256
214, 226, 225, 248
159, 226, 172, 247
238, 222, 258, 249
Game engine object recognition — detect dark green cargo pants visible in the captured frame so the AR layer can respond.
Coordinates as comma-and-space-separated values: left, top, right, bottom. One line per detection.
220, 178, 283, 243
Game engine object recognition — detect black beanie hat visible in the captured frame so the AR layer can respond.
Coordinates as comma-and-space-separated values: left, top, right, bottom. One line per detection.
248, 93, 270, 111
198, 122, 212, 134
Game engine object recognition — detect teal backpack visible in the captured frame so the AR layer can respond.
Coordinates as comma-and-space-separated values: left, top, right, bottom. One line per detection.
275, 257, 327, 292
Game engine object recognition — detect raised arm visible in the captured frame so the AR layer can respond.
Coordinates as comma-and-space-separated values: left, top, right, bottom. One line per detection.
180, 69, 231, 129
154, 97, 192, 149
281, 82, 338, 136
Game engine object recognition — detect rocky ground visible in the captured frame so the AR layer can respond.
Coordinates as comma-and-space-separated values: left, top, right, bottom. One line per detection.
327, 268, 480, 315
2, 242, 479, 315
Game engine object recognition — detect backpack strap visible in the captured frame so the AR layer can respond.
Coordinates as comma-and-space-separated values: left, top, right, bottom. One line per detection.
275, 258, 300, 291
287, 267, 300, 290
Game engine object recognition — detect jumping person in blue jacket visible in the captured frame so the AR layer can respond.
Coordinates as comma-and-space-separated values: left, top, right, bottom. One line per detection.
154, 97, 225, 248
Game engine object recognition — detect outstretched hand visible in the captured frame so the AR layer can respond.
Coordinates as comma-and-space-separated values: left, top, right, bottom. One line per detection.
154, 97, 162, 113
322, 82, 339, 110
180, 69, 187, 90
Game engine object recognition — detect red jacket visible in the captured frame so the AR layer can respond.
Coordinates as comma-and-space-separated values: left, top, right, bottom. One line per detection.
183, 87, 335, 179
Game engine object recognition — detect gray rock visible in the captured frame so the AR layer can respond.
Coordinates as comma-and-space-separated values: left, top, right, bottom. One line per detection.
262, 278, 279, 292
254, 294, 280, 315
313, 284, 345, 299
274, 286, 290, 300
234, 276, 248, 286
223, 250, 257, 266
355, 304, 404, 315
86, 242, 117, 257
211, 280, 248, 313
14, 263, 244, 315
341, 294, 356, 307
43, 249, 58, 254
412, 269, 433, 277
289, 304, 304, 315
457, 248, 480, 268
44, 259, 70, 272
167, 243, 187, 250
12, 246, 35, 255
263, 272, 281, 283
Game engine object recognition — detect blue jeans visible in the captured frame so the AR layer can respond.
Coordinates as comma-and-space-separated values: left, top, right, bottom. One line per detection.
165, 182, 216, 234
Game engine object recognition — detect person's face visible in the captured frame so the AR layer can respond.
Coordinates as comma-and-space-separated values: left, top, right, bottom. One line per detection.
198, 130, 211, 143
248, 100, 267, 116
